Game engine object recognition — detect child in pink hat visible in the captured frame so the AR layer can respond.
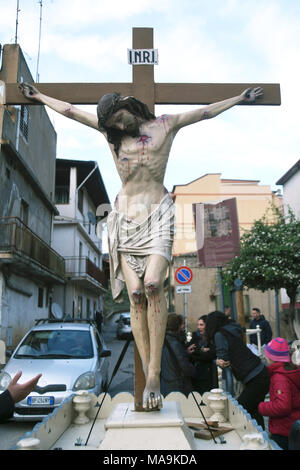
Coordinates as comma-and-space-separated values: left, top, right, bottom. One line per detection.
258, 337, 300, 450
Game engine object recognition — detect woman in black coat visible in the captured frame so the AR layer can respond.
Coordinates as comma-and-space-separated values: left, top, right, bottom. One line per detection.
189, 315, 218, 395
160, 313, 196, 397
205, 311, 269, 429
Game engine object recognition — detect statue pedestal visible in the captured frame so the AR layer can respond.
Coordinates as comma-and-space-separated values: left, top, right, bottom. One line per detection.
98, 401, 196, 450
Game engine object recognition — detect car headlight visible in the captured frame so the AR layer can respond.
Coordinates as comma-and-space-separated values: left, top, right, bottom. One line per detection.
0, 372, 11, 391
73, 372, 95, 391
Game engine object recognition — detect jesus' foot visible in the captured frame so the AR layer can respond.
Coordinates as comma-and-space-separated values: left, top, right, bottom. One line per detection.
142, 374, 162, 411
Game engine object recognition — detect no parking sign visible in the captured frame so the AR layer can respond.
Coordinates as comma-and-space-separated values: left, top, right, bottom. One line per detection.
175, 266, 193, 285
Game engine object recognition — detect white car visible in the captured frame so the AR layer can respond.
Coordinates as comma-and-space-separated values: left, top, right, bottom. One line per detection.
0, 320, 111, 421
116, 312, 132, 339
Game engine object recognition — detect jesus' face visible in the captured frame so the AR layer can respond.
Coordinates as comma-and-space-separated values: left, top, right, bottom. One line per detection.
106, 109, 140, 136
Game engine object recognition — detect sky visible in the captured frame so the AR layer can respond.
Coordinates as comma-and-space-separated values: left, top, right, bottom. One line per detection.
1, 0, 300, 205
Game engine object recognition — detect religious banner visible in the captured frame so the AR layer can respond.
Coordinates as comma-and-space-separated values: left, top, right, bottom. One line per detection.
193, 198, 240, 267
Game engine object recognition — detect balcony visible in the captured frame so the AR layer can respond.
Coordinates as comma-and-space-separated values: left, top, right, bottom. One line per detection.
0, 217, 65, 283
65, 256, 108, 293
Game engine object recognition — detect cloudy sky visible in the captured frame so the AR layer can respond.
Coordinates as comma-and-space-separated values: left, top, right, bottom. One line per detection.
1, 0, 299, 203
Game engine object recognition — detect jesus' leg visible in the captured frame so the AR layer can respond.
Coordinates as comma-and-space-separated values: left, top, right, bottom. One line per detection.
143, 254, 169, 410
120, 254, 150, 381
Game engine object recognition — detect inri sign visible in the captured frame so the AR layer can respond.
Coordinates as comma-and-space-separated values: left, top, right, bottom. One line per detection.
128, 49, 158, 65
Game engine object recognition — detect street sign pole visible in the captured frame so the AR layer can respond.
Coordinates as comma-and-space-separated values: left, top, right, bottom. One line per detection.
175, 262, 193, 335
184, 291, 187, 333
183, 260, 187, 334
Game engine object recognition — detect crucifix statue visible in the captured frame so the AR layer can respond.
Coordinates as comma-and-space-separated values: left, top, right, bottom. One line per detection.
6, 28, 280, 411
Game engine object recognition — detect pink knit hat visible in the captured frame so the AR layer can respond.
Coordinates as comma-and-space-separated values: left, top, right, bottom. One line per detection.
265, 337, 290, 362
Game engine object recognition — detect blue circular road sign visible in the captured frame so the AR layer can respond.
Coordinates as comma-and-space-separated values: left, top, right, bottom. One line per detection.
175, 266, 193, 285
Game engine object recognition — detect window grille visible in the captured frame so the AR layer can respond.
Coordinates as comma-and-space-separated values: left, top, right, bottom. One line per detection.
20, 105, 29, 140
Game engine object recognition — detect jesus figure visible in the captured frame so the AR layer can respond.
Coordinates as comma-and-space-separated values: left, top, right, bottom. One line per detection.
20, 83, 263, 410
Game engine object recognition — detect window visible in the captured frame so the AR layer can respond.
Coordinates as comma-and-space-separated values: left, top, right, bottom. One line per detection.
78, 188, 83, 214
20, 105, 29, 141
14, 330, 93, 359
38, 288, 44, 308
79, 242, 83, 273
86, 298, 91, 319
45, 287, 50, 308
55, 168, 70, 203
55, 186, 69, 204
77, 296, 82, 319
20, 199, 29, 225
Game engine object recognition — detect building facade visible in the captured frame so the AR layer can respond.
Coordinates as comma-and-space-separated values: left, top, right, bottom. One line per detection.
0, 45, 65, 348
171, 173, 282, 333
52, 159, 111, 320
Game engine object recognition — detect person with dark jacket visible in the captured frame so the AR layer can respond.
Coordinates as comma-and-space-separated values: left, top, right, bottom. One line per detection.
0, 371, 42, 422
189, 315, 218, 395
205, 311, 270, 429
249, 308, 272, 346
160, 313, 196, 397
258, 338, 300, 450
95, 310, 104, 333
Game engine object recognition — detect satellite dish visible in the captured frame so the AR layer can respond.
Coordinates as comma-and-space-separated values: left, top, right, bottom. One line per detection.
52, 303, 63, 320
88, 212, 97, 225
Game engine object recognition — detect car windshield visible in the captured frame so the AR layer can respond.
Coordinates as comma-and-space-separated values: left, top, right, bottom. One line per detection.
14, 329, 93, 359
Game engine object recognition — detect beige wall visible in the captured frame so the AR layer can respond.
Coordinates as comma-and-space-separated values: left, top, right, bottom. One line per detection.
172, 173, 282, 255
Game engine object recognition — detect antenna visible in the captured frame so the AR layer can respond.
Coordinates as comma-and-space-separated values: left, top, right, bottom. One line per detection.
36, 0, 43, 82
15, 0, 21, 44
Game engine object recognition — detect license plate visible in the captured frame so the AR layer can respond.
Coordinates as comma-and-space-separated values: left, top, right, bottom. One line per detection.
27, 396, 54, 406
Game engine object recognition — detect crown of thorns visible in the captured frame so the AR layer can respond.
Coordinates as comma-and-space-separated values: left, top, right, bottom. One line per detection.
97, 92, 155, 130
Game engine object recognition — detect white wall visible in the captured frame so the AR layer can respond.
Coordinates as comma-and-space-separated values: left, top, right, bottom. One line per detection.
282, 171, 300, 219
52, 224, 75, 258
0, 272, 49, 348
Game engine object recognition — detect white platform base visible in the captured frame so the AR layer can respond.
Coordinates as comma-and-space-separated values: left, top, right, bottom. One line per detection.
99, 401, 196, 450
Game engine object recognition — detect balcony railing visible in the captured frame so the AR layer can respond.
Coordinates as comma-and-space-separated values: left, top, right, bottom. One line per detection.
64, 256, 108, 289
0, 217, 65, 279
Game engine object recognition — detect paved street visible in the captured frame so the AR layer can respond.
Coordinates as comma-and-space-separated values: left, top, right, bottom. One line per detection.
102, 313, 135, 397
0, 315, 134, 450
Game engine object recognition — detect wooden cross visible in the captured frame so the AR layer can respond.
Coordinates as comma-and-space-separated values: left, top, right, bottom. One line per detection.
2, 27, 281, 411
5, 27, 280, 111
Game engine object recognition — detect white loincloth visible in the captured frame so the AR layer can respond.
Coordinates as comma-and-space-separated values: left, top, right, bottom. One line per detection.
107, 193, 175, 302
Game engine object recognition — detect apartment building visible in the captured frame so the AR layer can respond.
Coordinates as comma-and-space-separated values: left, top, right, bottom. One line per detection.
51, 159, 111, 319
0, 44, 65, 348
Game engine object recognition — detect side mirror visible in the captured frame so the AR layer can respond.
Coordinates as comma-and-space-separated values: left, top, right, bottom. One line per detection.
100, 349, 111, 358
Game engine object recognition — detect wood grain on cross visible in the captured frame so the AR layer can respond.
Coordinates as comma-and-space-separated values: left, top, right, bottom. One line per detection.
2, 27, 281, 411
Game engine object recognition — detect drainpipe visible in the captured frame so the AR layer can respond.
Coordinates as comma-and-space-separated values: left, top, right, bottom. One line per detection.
75, 162, 97, 221
76, 163, 97, 192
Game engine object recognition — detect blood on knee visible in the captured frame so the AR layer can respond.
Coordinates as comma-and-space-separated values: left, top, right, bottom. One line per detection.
132, 289, 144, 304
145, 281, 159, 296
